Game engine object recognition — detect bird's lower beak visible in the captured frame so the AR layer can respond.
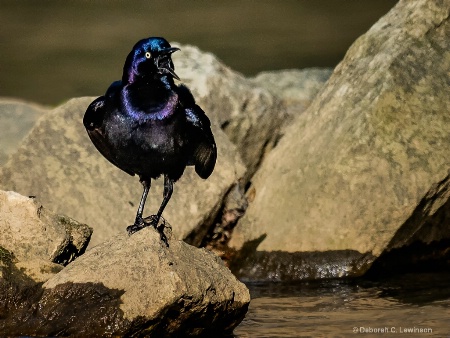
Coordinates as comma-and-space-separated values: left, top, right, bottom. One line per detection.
165, 66, 181, 81
158, 47, 181, 80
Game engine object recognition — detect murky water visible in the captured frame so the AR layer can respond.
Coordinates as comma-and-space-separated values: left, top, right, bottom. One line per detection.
234, 273, 450, 337
0, 0, 397, 105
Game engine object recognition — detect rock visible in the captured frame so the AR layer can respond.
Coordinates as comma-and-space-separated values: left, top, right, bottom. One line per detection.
0, 98, 47, 165
0, 226, 250, 337
228, 0, 450, 281
0, 195, 70, 324
250, 68, 333, 116
0, 190, 92, 266
0, 97, 245, 248
173, 45, 287, 178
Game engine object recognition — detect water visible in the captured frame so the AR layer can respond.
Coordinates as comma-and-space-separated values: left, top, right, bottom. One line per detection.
0, 0, 397, 105
234, 273, 450, 337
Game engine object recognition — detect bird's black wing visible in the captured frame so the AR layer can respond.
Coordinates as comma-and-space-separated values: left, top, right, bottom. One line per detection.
83, 95, 134, 176
177, 84, 217, 179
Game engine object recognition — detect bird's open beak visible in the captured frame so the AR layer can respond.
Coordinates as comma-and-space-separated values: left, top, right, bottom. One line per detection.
158, 47, 181, 80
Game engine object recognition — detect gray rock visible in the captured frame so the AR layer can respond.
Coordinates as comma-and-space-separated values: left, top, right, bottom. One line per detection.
228, 0, 450, 281
250, 68, 333, 116
0, 190, 92, 266
36, 226, 248, 336
173, 44, 287, 178
0, 97, 245, 248
0, 98, 47, 165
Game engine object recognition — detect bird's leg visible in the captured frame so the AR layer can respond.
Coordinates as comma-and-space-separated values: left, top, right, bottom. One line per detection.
126, 179, 151, 235
151, 174, 173, 246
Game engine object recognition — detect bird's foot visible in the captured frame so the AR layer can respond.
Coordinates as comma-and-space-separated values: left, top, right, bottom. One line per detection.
126, 216, 147, 235
127, 216, 171, 246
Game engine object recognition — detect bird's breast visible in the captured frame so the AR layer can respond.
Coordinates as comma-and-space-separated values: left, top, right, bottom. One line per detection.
104, 105, 186, 161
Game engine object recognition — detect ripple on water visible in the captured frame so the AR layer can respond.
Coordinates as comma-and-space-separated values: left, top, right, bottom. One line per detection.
234, 273, 450, 337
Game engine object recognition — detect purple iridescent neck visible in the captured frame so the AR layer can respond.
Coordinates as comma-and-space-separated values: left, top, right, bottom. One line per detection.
121, 89, 178, 121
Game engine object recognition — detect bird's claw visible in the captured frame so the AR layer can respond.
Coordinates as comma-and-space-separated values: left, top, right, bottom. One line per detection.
127, 215, 170, 247
126, 217, 146, 235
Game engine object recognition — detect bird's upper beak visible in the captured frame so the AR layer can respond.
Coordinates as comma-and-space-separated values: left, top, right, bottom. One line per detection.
163, 47, 181, 54
157, 47, 181, 80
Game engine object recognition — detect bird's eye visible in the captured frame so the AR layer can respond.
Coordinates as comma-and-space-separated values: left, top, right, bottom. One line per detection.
145, 51, 151, 59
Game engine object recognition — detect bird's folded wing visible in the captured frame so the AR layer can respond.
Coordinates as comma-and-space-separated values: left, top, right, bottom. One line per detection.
83, 97, 134, 176
185, 105, 217, 179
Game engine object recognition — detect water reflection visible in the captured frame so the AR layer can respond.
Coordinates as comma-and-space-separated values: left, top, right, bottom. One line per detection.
235, 273, 450, 337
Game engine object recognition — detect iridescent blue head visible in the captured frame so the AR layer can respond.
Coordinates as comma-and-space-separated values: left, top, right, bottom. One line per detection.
122, 37, 180, 84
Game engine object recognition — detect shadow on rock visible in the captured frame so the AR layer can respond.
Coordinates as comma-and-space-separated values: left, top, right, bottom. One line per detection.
0, 279, 127, 337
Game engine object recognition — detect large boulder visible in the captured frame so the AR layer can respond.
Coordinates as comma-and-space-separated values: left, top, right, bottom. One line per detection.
228, 0, 450, 281
0, 226, 250, 337
0, 97, 245, 248
0, 98, 47, 165
0, 190, 92, 266
173, 45, 287, 178
250, 68, 332, 117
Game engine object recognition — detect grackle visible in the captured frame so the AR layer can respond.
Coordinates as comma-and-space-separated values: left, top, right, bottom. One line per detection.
83, 37, 217, 246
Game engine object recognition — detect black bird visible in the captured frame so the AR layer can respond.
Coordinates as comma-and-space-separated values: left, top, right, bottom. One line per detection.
83, 37, 217, 245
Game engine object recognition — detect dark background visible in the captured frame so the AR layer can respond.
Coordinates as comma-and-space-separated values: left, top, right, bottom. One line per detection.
0, 0, 397, 105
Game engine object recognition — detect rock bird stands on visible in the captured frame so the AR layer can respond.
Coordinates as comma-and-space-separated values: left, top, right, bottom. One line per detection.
83, 37, 217, 246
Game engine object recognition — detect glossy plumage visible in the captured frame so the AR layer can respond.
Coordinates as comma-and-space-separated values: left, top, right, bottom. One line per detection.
83, 37, 216, 245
